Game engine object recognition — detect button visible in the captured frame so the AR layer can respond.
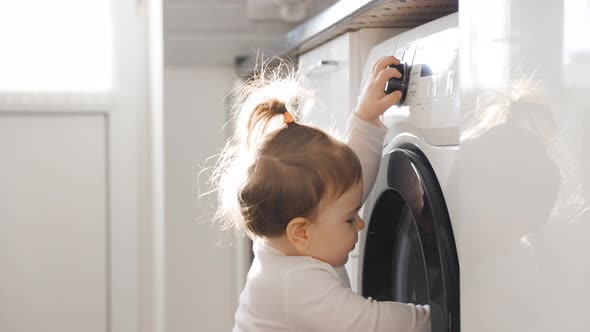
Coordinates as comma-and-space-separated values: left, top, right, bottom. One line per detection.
421, 80, 430, 98
446, 71, 455, 97
432, 76, 439, 98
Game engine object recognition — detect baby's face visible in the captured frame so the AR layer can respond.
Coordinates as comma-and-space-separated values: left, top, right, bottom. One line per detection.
306, 182, 365, 267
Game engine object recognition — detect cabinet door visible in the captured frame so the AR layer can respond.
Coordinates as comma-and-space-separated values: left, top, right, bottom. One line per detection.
299, 29, 402, 141
299, 33, 354, 140
0, 114, 108, 332
0, 1, 161, 332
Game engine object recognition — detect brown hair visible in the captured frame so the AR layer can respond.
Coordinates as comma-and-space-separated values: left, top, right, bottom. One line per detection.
213, 61, 362, 237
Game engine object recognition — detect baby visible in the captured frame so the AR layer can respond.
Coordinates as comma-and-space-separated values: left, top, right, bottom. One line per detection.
214, 56, 430, 332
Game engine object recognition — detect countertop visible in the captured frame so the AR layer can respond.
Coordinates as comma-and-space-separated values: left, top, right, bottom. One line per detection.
237, 0, 458, 75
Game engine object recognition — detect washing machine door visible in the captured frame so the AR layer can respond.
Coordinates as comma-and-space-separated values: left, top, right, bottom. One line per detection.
361, 147, 460, 332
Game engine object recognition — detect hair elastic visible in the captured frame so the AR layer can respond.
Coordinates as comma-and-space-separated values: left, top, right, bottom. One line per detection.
283, 111, 295, 124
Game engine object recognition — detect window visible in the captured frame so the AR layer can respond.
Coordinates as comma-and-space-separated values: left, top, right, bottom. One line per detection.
0, 0, 112, 92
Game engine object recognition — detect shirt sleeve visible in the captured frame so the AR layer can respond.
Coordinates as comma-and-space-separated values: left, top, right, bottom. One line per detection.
345, 112, 388, 202
284, 263, 431, 332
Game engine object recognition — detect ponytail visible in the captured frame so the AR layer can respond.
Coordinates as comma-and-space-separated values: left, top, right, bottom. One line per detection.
246, 98, 293, 147
211, 60, 362, 237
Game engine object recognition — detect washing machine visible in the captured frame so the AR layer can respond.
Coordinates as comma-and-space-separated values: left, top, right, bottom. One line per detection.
356, 2, 590, 331
356, 13, 461, 332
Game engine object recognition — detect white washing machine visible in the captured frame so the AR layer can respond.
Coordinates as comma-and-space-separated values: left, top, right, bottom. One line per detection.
356, 2, 590, 331
357, 12, 461, 332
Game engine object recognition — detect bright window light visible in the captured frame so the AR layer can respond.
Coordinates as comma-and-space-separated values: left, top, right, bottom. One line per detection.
563, 0, 590, 65
0, 0, 112, 92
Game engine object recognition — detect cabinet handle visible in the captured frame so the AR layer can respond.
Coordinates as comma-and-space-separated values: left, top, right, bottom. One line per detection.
304, 60, 339, 76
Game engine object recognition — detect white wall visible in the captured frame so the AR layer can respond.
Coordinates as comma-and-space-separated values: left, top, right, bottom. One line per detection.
164, 66, 237, 331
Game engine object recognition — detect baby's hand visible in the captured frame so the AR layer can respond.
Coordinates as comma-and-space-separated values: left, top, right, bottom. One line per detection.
355, 56, 403, 126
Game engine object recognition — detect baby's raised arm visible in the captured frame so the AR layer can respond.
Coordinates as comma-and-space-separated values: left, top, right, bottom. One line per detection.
346, 113, 388, 201
346, 55, 403, 201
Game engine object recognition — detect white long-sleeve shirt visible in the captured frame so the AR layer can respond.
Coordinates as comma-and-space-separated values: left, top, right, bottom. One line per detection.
232, 113, 431, 332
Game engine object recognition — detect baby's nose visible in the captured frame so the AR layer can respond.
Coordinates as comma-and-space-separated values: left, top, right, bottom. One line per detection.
356, 215, 365, 231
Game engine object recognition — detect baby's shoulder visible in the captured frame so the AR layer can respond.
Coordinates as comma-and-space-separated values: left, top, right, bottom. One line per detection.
282, 256, 340, 284
247, 256, 337, 296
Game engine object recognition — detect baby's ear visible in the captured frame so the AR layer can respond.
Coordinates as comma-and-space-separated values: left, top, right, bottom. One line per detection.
285, 217, 311, 253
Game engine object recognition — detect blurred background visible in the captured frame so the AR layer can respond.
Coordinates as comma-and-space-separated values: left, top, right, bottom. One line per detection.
0, 1, 340, 331
162, 1, 338, 331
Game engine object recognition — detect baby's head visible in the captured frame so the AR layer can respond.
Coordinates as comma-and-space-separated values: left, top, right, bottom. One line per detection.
214, 64, 365, 266
240, 98, 361, 235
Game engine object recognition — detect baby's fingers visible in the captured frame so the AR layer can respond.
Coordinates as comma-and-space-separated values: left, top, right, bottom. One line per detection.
371, 55, 401, 76
375, 67, 402, 86
379, 90, 402, 108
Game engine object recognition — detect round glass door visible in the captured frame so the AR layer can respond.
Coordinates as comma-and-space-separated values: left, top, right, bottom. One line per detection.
393, 206, 429, 304
361, 147, 460, 332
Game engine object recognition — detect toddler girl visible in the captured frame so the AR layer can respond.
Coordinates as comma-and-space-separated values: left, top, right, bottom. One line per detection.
215, 56, 431, 332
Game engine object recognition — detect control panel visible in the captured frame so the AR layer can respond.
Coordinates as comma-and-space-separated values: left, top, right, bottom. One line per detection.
382, 26, 460, 146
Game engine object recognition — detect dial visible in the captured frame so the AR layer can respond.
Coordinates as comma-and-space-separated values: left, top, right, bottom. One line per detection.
385, 62, 411, 105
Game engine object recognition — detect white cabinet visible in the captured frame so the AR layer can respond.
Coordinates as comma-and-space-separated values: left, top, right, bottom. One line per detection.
0, 115, 109, 332
0, 2, 162, 332
299, 28, 404, 140
299, 28, 404, 293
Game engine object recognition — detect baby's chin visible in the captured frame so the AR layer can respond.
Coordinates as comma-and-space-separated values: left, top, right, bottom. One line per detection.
337, 256, 350, 267
326, 258, 348, 268
321, 252, 354, 267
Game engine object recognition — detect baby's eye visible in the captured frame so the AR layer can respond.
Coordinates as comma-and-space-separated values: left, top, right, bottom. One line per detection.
346, 218, 355, 224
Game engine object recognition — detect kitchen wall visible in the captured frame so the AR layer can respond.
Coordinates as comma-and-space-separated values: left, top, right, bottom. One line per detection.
164, 66, 238, 331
